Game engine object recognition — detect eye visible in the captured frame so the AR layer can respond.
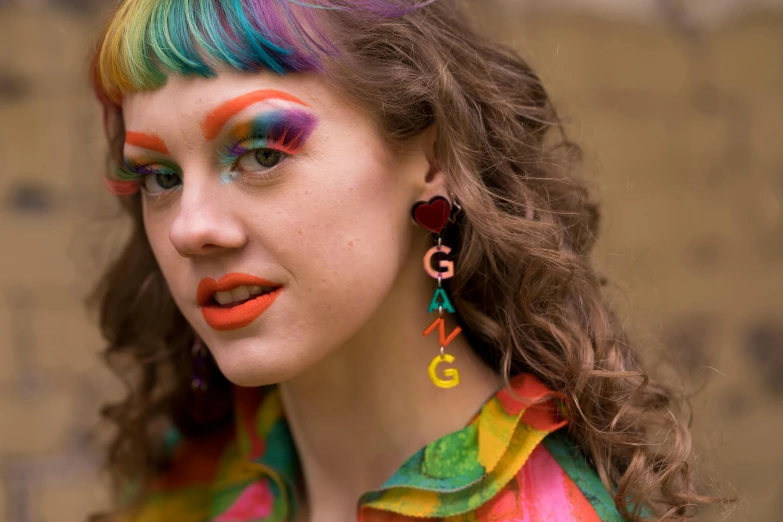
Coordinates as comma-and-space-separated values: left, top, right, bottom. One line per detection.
143, 171, 182, 194
235, 148, 285, 173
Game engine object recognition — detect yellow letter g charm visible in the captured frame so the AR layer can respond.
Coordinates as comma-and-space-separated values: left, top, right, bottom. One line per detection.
428, 353, 460, 388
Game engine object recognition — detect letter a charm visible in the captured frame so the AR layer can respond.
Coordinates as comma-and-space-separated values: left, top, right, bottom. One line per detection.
428, 288, 455, 314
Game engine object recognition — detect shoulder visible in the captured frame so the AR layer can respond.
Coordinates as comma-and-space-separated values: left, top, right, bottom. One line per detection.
469, 431, 627, 522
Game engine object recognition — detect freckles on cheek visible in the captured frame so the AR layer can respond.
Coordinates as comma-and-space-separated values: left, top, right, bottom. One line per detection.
293, 209, 390, 284
274, 219, 353, 288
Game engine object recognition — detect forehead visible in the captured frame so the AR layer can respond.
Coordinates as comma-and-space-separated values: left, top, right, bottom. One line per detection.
121, 69, 337, 131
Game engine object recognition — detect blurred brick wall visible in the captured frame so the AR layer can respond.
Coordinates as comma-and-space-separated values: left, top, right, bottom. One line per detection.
0, 5, 120, 522
0, 2, 781, 521
486, 9, 783, 520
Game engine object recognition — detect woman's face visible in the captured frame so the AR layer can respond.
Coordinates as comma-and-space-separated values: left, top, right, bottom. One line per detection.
122, 70, 436, 386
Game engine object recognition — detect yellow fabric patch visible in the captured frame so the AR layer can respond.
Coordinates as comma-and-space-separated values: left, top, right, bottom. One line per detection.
211, 442, 265, 490
120, 488, 211, 522
364, 485, 444, 514
256, 387, 284, 438
476, 397, 517, 472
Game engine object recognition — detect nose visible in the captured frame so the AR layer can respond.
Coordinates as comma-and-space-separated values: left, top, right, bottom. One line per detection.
168, 178, 247, 257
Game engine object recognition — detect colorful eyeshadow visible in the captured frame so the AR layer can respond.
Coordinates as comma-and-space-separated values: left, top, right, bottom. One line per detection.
218, 109, 317, 164
217, 109, 318, 185
103, 109, 316, 195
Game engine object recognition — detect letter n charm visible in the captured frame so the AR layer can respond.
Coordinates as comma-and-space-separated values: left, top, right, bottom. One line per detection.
423, 317, 462, 348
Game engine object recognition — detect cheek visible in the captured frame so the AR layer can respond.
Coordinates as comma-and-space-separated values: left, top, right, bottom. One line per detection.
142, 201, 169, 261
142, 202, 185, 298
296, 165, 404, 279
269, 155, 411, 333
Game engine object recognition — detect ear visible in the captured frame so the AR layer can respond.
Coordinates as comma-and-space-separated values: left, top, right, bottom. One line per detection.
413, 124, 451, 203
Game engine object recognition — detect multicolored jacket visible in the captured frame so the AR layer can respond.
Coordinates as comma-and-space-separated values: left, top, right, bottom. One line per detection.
121, 373, 628, 521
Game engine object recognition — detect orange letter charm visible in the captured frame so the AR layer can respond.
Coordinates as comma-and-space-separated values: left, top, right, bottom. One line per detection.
422, 317, 462, 348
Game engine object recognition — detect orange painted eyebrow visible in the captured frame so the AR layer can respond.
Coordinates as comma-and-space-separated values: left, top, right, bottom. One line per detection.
125, 131, 169, 154
202, 89, 311, 141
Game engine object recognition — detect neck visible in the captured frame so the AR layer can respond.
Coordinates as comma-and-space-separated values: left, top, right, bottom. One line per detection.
277, 239, 502, 520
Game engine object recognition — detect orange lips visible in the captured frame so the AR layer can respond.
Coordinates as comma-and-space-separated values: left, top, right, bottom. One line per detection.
197, 273, 283, 331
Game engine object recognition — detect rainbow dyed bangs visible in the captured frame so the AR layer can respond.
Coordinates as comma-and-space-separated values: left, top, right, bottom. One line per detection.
93, 0, 435, 105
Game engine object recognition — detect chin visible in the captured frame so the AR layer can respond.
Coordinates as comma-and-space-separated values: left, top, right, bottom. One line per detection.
208, 336, 309, 388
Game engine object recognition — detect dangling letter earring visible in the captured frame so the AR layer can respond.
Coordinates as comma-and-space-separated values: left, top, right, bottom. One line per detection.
190, 335, 212, 423
411, 195, 463, 389
191, 336, 209, 392
189, 334, 232, 425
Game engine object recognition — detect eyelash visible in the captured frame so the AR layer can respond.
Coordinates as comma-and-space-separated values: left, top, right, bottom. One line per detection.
106, 161, 179, 198
104, 126, 309, 197
217, 127, 307, 170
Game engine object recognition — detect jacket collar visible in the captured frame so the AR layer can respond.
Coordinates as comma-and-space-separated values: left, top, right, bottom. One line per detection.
231, 373, 567, 520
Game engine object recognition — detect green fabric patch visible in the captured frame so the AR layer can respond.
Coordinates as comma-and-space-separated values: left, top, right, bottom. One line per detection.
422, 424, 480, 479
379, 424, 485, 491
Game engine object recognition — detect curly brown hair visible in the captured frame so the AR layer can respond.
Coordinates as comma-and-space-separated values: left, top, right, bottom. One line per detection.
89, 0, 730, 520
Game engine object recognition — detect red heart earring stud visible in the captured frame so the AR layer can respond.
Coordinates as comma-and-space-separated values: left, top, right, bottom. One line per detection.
411, 195, 453, 234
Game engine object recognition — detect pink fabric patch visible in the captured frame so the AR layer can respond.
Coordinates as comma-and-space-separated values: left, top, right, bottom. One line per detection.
475, 444, 600, 521
215, 480, 275, 521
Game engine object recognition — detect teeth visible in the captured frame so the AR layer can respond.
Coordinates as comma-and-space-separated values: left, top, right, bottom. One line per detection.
212, 285, 276, 305
232, 286, 250, 302
214, 291, 233, 305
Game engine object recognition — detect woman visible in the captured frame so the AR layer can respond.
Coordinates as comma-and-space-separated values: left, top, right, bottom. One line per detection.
89, 0, 723, 520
